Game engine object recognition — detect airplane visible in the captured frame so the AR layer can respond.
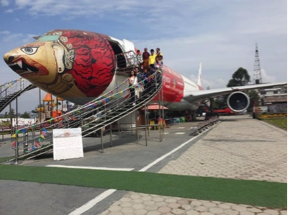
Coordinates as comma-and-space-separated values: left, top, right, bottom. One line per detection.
3, 29, 286, 116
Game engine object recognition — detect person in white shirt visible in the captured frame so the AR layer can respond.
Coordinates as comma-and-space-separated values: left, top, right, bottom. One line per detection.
129, 70, 138, 105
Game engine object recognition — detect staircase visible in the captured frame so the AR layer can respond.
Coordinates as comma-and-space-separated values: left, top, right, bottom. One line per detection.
0, 79, 36, 112
11, 70, 163, 160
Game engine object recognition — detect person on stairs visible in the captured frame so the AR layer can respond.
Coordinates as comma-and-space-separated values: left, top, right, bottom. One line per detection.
129, 70, 138, 105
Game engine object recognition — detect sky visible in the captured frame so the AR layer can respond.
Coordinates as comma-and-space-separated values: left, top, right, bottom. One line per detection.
0, 0, 287, 113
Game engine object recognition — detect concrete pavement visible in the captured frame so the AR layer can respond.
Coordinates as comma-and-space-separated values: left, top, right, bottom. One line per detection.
99, 115, 287, 215
0, 115, 286, 215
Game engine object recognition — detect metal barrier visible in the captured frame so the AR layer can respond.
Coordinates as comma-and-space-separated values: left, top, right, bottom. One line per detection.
190, 116, 220, 135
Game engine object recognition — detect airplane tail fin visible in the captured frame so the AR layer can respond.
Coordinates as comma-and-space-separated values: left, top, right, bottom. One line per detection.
197, 62, 202, 87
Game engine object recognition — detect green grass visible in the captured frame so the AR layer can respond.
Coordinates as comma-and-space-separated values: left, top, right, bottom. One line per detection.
0, 165, 286, 208
263, 117, 287, 130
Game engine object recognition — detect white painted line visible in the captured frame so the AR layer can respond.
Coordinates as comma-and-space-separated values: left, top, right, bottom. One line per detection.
164, 132, 169, 134
46, 165, 134, 171
139, 123, 217, 172
178, 127, 185, 129
67, 121, 219, 214
68, 189, 116, 215
175, 132, 185, 134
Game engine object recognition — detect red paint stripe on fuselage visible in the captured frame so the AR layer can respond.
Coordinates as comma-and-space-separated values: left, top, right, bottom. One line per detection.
152, 65, 184, 103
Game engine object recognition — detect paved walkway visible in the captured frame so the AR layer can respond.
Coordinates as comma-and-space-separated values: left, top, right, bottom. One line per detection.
101, 192, 287, 215
100, 115, 287, 215
159, 115, 287, 183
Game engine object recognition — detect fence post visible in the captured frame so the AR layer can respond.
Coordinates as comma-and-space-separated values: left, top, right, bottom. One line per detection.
110, 124, 112, 147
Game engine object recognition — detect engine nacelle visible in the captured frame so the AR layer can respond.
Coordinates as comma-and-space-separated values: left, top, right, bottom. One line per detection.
227, 91, 250, 112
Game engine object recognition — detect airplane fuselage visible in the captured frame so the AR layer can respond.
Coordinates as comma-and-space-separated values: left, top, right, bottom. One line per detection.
4, 29, 203, 111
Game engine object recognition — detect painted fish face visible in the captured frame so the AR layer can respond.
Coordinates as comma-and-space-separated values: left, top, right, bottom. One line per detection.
3, 35, 75, 85
3, 30, 116, 101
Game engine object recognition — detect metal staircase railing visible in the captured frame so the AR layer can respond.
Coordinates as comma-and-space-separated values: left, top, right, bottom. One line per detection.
115, 50, 138, 71
11, 70, 163, 161
0, 79, 36, 112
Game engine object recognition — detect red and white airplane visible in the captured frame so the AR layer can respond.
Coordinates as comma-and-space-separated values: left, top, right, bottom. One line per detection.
3, 29, 286, 113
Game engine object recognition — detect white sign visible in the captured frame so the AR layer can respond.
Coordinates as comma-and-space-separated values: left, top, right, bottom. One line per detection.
254, 106, 268, 113
53, 128, 84, 161
0, 118, 36, 126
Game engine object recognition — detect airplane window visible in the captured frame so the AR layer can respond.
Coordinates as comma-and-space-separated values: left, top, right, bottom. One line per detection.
38, 35, 60, 42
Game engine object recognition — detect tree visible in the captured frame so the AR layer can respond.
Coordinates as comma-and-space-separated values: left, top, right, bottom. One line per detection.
7, 108, 15, 118
212, 67, 252, 110
20, 111, 30, 118
4, 112, 7, 118
247, 90, 260, 111
227, 67, 250, 87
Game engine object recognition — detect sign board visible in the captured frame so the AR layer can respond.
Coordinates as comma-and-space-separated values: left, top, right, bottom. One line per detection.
53, 128, 84, 161
254, 106, 268, 113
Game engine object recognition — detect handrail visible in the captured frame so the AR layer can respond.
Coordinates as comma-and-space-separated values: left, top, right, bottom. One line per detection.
0, 78, 30, 98
115, 50, 137, 69
12, 70, 163, 159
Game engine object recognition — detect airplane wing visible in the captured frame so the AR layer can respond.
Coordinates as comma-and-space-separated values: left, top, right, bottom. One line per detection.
183, 82, 287, 103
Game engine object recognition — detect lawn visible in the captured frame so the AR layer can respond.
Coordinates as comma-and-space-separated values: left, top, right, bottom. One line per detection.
263, 117, 287, 130
0, 165, 286, 209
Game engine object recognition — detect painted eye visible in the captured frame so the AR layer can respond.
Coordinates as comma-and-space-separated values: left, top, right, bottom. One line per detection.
21, 47, 38, 55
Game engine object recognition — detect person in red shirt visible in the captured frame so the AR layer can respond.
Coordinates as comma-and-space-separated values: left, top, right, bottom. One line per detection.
142, 48, 150, 73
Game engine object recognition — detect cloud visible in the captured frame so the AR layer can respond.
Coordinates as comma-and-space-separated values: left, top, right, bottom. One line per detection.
0, 30, 10, 35
0, 0, 9, 6
189, 74, 226, 90
260, 69, 277, 84
14, 0, 141, 16
0, 0, 286, 112
5, 8, 13, 13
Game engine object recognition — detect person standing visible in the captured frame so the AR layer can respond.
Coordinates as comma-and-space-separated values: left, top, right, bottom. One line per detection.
154, 55, 163, 71
135, 67, 144, 99
136, 50, 143, 70
129, 70, 137, 105
142, 48, 150, 73
156, 48, 163, 57
149, 49, 157, 73
156, 48, 163, 64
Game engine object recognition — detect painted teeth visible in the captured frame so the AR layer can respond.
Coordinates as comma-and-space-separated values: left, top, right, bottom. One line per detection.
17, 61, 22, 69
27, 68, 33, 73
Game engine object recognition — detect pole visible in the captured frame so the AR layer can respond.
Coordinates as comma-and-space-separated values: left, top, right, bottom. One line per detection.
144, 106, 148, 146
131, 113, 133, 134
157, 74, 162, 142
161, 86, 165, 141
146, 105, 149, 137
39, 88, 42, 134
32, 127, 35, 149
1, 127, 3, 142
135, 110, 139, 142
8, 90, 12, 136
101, 127, 104, 153
50, 94, 53, 120
24, 132, 28, 155
15, 96, 19, 163
110, 124, 112, 147
16, 97, 18, 135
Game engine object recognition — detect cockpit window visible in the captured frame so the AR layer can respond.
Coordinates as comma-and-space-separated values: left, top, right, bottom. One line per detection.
38, 35, 60, 42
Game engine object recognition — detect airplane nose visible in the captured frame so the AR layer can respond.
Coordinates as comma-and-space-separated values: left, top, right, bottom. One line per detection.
7, 56, 14, 63
3, 52, 19, 64
4, 52, 13, 64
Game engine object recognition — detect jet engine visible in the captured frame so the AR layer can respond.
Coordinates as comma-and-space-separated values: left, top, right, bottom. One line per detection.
227, 91, 250, 112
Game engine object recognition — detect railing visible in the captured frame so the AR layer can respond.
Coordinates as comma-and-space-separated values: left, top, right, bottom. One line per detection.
115, 50, 137, 70
0, 78, 26, 98
190, 116, 219, 135
11, 70, 163, 161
